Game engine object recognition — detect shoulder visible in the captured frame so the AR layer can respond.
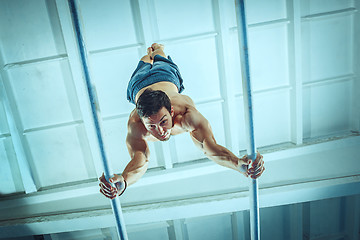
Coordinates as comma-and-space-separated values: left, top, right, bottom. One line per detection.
126, 110, 150, 154
173, 94, 195, 106
170, 94, 208, 129
182, 106, 214, 145
181, 105, 210, 132
168, 92, 194, 105
127, 109, 148, 140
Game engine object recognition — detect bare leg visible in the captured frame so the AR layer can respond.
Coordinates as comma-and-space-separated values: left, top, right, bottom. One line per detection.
151, 43, 166, 59
140, 47, 154, 64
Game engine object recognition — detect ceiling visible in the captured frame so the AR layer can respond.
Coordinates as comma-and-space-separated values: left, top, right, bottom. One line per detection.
0, 0, 359, 239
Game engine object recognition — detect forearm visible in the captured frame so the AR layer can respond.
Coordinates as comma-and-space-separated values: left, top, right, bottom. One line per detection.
122, 151, 149, 186
203, 140, 241, 171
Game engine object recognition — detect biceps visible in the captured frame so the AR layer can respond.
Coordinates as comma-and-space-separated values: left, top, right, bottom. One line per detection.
190, 119, 214, 143
126, 137, 149, 159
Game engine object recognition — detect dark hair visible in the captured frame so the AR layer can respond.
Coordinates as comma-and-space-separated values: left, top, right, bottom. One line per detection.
136, 89, 171, 117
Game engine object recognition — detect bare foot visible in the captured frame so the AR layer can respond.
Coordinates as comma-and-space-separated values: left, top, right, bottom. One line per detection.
151, 43, 164, 51
150, 43, 166, 59
147, 47, 154, 63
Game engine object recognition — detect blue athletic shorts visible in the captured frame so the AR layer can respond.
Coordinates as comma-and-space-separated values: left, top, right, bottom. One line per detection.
127, 55, 185, 104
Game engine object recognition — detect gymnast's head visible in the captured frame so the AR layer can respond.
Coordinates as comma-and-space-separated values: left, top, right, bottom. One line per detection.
136, 89, 174, 141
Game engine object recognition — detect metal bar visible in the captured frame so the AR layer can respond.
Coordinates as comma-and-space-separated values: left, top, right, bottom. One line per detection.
67, 1, 128, 239
234, 0, 260, 239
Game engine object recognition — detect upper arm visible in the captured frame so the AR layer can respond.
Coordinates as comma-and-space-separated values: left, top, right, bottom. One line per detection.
185, 109, 234, 161
126, 119, 150, 159
183, 108, 217, 153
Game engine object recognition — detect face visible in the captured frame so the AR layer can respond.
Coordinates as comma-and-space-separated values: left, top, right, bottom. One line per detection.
142, 107, 174, 141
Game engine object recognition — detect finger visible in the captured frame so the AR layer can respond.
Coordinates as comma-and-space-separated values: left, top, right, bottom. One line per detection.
99, 173, 105, 181
251, 154, 263, 170
251, 156, 258, 166
99, 184, 113, 196
254, 167, 263, 176
100, 189, 109, 198
99, 173, 113, 188
258, 159, 264, 171
248, 161, 261, 173
109, 174, 122, 184
247, 169, 254, 177
253, 168, 264, 179
251, 163, 264, 176
256, 167, 265, 178
241, 155, 251, 165
100, 178, 112, 189
252, 153, 262, 166
103, 188, 116, 199
253, 158, 264, 172
100, 189, 116, 199
248, 167, 259, 178
99, 182, 116, 195
99, 176, 113, 190
251, 167, 265, 179
101, 179, 119, 193
99, 189, 107, 197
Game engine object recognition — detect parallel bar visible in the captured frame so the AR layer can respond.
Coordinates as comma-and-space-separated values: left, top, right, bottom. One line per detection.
234, 0, 260, 240
67, 1, 128, 239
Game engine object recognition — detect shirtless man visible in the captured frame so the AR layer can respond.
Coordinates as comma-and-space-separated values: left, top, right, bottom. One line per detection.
99, 43, 265, 199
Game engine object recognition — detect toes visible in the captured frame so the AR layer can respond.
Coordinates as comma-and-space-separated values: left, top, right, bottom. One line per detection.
151, 43, 164, 51
147, 47, 153, 55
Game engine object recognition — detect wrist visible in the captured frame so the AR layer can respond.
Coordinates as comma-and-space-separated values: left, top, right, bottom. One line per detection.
118, 179, 127, 196
115, 175, 127, 196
